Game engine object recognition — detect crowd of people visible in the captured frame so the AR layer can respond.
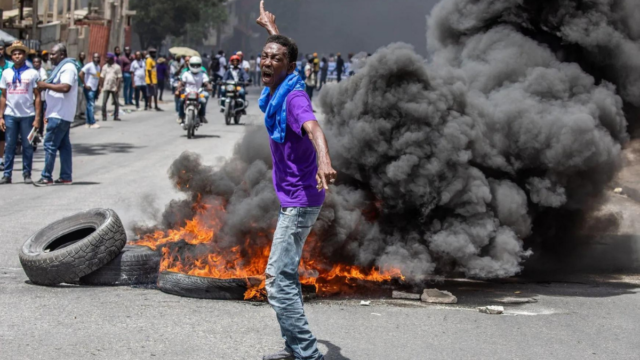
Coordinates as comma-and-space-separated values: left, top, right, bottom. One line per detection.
0, 41, 78, 186
0, 38, 362, 187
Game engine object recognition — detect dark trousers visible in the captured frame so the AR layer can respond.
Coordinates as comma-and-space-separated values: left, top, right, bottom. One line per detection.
212, 74, 222, 98
135, 85, 148, 109
337, 72, 343, 83
158, 79, 166, 101
305, 86, 315, 101
102, 91, 119, 120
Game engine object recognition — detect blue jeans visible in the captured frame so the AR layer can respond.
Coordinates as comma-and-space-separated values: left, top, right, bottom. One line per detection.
3, 115, 35, 178
172, 86, 180, 113
220, 88, 246, 102
266, 207, 323, 360
41, 118, 72, 181
83, 88, 97, 125
123, 73, 133, 105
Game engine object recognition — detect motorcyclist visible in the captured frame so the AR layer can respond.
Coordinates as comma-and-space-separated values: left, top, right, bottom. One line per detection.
175, 56, 212, 126
221, 55, 248, 114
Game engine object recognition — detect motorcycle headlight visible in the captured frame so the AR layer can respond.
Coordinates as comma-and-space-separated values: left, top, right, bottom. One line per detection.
236, 86, 242, 91
226, 85, 235, 91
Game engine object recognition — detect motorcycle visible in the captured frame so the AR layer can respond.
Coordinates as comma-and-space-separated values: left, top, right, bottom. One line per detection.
219, 80, 248, 125
181, 89, 206, 139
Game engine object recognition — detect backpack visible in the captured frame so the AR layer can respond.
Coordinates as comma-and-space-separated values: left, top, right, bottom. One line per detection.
210, 56, 221, 74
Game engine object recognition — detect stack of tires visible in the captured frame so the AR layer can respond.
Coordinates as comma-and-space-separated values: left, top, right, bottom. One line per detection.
19, 209, 161, 287
18, 209, 260, 301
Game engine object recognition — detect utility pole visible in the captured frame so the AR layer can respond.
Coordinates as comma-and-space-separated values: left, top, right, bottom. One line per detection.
70, 0, 75, 27
53, 0, 58, 22
32, 0, 39, 41
42, 0, 50, 24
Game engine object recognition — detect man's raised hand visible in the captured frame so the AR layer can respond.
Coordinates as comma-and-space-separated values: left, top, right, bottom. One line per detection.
256, 0, 280, 36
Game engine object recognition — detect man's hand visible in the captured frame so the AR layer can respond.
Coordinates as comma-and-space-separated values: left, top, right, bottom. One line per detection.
32, 118, 39, 129
0, 118, 5, 132
44, 118, 48, 126
316, 163, 337, 191
256, 0, 280, 35
37, 81, 48, 90
84, 85, 91, 90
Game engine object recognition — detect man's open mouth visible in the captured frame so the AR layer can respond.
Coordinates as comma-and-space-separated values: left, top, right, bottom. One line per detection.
262, 69, 274, 82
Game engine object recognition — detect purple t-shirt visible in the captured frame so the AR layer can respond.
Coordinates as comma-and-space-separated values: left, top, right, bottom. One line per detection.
269, 90, 325, 207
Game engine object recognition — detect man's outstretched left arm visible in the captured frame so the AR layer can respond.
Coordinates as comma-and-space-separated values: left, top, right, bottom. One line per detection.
303, 121, 337, 191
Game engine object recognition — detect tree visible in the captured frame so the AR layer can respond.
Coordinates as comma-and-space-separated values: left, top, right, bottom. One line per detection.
131, 0, 226, 49
185, 3, 227, 46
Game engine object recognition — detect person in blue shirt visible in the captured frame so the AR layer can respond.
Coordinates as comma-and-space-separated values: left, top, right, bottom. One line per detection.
221, 55, 248, 114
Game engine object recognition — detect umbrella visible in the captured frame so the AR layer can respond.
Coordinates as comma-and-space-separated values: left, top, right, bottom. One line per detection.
169, 47, 200, 57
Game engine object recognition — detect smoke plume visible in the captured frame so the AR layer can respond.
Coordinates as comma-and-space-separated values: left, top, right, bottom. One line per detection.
139, 0, 638, 282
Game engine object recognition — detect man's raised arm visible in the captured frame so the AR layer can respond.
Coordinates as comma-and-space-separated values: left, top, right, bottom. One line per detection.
256, 0, 280, 35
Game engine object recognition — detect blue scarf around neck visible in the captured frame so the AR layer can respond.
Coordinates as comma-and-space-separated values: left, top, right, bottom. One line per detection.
45, 58, 77, 84
259, 72, 306, 143
12, 63, 29, 85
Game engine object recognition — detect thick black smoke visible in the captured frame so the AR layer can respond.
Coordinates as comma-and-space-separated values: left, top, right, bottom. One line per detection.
139, 0, 638, 281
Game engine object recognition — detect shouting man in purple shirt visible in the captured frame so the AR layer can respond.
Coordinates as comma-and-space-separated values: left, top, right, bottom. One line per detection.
257, 2, 337, 360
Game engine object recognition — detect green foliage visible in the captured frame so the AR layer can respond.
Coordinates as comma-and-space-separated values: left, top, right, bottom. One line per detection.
131, 0, 226, 49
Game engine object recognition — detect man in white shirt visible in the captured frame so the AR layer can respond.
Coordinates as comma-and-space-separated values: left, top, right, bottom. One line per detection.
176, 56, 211, 125
79, 53, 101, 128
130, 51, 148, 110
0, 41, 41, 185
34, 43, 78, 187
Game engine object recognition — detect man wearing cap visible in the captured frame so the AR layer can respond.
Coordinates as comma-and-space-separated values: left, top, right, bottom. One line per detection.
117, 46, 134, 106
237, 51, 251, 79
0, 41, 42, 185
100, 53, 123, 121
131, 51, 148, 110
79, 53, 101, 127
146, 48, 161, 111
34, 43, 78, 187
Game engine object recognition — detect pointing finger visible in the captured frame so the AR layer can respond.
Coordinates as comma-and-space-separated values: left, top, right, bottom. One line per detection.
260, 0, 265, 15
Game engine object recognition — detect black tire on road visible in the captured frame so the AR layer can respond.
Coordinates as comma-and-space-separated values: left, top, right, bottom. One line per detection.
19, 208, 127, 286
234, 113, 241, 125
79, 245, 161, 286
157, 271, 261, 300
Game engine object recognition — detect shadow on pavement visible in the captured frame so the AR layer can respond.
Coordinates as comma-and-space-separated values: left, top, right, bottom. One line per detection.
70, 182, 101, 186
318, 340, 351, 360
180, 134, 221, 139
72, 143, 143, 156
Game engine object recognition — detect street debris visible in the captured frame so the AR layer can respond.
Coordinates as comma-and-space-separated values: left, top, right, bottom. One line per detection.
496, 297, 537, 304
360, 300, 371, 306
421, 289, 457, 304
392, 290, 421, 300
614, 187, 624, 195
478, 306, 504, 315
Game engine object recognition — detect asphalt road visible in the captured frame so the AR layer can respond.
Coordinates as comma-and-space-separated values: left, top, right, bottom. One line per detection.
1, 90, 639, 360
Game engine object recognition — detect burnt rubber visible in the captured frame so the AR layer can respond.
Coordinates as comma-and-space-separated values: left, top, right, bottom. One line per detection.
157, 271, 262, 300
19, 208, 127, 286
79, 245, 161, 286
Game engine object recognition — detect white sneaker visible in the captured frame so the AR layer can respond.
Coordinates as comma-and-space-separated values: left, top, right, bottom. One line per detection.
176, 118, 182, 124
85, 124, 90, 128
90, 124, 101, 129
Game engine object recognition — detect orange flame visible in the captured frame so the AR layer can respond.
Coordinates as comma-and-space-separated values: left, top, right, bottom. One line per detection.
134, 196, 404, 300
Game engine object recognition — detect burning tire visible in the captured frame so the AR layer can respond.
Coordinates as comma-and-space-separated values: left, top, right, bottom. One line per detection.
157, 271, 261, 300
19, 209, 127, 286
79, 245, 161, 286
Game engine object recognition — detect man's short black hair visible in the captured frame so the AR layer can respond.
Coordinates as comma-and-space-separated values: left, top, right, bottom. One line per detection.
265, 35, 298, 65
